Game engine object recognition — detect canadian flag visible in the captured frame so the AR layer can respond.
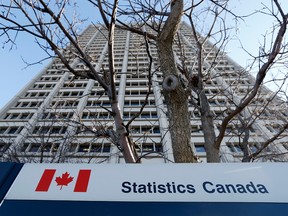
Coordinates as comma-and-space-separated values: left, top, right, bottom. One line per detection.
35, 169, 91, 192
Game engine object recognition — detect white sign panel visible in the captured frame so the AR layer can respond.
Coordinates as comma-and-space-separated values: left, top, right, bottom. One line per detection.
5, 163, 288, 203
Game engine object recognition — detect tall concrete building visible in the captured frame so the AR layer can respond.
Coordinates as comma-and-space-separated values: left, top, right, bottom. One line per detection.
0, 23, 287, 163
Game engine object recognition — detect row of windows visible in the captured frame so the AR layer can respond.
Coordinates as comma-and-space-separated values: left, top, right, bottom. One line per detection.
266, 123, 288, 134
123, 111, 158, 119
189, 142, 270, 156
32, 126, 67, 135
45, 70, 65, 75
126, 73, 150, 79
20, 142, 110, 154
41, 112, 74, 120
0, 139, 282, 161
15, 101, 43, 108
22, 142, 59, 153
125, 81, 149, 87
69, 142, 111, 153
227, 143, 264, 154
25, 91, 50, 98
124, 99, 155, 107
57, 91, 84, 97
50, 65, 67, 70
131, 126, 160, 134
90, 90, 110, 96
136, 142, 163, 153
50, 100, 79, 108
81, 112, 112, 120
125, 89, 151, 96
63, 82, 87, 88
32, 83, 55, 89
4, 112, 33, 120
39, 76, 61, 82
0, 126, 23, 135
86, 100, 111, 107
191, 124, 257, 135
20, 142, 164, 154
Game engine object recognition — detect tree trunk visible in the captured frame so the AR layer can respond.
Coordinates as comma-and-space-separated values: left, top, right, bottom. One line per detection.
111, 100, 139, 163
195, 39, 220, 162
157, 0, 196, 163
157, 42, 196, 162
199, 91, 220, 162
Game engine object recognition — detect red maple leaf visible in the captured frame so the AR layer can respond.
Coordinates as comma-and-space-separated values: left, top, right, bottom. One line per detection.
55, 172, 74, 190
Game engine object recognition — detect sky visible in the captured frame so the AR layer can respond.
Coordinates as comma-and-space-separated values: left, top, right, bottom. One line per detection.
0, 0, 287, 110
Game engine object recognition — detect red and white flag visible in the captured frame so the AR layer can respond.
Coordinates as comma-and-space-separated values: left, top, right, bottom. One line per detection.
35, 169, 91, 192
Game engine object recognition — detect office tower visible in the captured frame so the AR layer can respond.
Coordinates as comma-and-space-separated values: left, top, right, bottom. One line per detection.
0, 23, 287, 163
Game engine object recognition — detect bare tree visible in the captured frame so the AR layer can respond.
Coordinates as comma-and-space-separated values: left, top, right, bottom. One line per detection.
1, 0, 287, 163
99, 0, 288, 162
0, 0, 140, 163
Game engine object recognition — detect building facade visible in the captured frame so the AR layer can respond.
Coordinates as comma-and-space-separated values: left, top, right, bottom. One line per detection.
0, 23, 287, 163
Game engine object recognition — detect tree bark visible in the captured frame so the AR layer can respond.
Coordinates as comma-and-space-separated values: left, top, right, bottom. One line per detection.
157, 0, 196, 163
199, 91, 220, 162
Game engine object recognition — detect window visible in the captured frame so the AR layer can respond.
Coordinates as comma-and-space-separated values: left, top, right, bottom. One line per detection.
29, 144, 40, 152
22, 143, 59, 153
140, 113, 151, 119
227, 143, 242, 153
195, 145, 206, 153
78, 143, 90, 152
20, 113, 30, 119
51, 127, 66, 134
21, 102, 29, 107
10, 114, 19, 119
8, 127, 22, 134
70, 142, 111, 153
131, 126, 160, 134
90, 144, 102, 152
139, 143, 162, 152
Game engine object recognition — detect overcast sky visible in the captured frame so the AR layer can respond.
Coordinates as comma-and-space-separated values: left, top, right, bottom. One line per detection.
0, 0, 287, 109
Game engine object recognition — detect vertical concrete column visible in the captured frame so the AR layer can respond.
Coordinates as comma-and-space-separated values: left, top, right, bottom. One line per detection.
117, 31, 130, 115
110, 31, 131, 163
152, 68, 175, 163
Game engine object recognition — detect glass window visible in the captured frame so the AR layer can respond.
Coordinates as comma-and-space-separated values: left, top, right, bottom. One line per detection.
227, 143, 242, 153
8, 127, 18, 134
142, 144, 154, 152
29, 144, 40, 152
10, 114, 19, 119
20, 113, 29, 119
153, 127, 160, 133
51, 127, 61, 134
78, 144, 90, 152
102, 144, 111, 153
91, 144, 102, 152
195, 145, 206, 153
